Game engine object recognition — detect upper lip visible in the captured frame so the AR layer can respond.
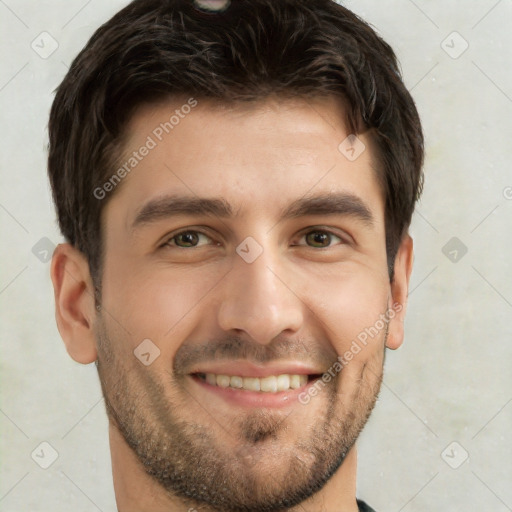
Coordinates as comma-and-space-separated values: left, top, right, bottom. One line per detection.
189, 360, 324, 378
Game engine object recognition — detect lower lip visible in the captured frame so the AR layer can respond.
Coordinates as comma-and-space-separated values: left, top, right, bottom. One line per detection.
190, 375, 317, 408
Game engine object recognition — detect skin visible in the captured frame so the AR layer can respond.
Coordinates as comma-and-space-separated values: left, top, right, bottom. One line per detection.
50, 95, 414, 512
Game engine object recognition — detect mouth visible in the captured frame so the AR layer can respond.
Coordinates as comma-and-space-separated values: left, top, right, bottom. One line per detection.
193, 372, 322, 392
186, 360, 327, 408
189, 369, 324, 408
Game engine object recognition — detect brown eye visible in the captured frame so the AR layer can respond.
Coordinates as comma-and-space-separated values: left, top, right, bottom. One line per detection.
302, 230, 343, 248
168, 231, 211, 248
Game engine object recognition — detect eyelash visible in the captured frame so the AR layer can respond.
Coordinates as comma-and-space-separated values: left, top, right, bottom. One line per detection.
162, 228, 348, 250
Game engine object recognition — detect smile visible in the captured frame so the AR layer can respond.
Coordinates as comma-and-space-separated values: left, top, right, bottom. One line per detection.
194, 372, 320, 393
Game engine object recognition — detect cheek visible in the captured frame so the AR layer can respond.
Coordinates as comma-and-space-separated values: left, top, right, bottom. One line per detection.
101, 262, 222, 348
306, 267, 390, 357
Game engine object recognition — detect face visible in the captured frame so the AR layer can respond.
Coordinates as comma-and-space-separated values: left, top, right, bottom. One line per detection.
94, 96, 399, 511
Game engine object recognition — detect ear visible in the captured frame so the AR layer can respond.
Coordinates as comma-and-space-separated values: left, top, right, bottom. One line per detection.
385, 234, 414, 350
50, 243, 98, 363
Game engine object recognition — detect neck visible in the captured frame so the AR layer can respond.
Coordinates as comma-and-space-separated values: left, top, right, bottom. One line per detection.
110, 421, 360, 512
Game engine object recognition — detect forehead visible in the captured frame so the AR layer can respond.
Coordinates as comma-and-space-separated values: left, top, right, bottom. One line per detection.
104, 95, 384, 228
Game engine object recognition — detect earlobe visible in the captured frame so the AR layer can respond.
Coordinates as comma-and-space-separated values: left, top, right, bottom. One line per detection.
50, 243, 98, 364
385, 234, 414, 350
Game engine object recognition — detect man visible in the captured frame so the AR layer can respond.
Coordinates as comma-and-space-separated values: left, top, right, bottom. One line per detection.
48, 0, 423, 510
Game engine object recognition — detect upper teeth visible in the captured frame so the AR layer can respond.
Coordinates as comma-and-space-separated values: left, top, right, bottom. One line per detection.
203, 373, 308, 392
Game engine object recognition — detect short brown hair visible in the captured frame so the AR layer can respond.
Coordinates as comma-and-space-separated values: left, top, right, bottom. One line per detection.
48, 0, 424, 289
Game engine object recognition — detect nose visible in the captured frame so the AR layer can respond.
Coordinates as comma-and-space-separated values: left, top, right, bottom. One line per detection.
217, 243, 304, 345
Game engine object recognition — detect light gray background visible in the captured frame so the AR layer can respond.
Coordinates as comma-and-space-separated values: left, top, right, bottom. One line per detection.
1, 1, 511, 511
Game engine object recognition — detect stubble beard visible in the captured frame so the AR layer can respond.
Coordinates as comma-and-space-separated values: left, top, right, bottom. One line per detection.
94, 317, 384, 512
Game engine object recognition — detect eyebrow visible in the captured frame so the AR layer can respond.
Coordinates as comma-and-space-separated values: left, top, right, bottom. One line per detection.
279, 193, 374, 226
131, 192, 374, 231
